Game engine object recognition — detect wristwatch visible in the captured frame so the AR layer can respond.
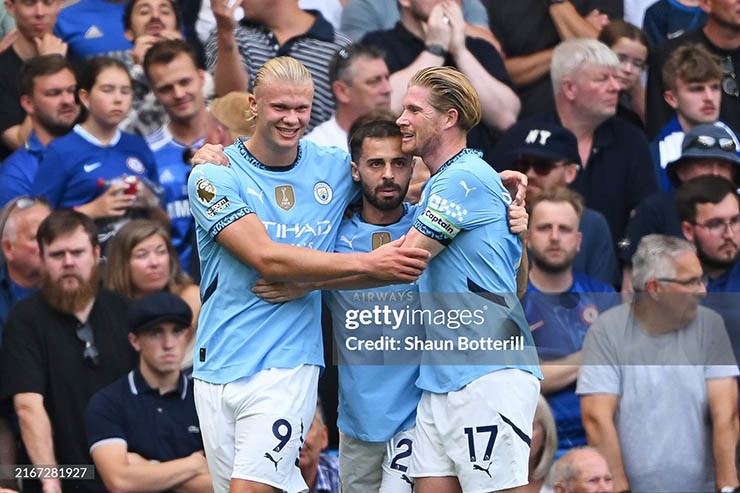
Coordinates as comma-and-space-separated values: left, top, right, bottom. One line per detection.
424, 44, 448, 58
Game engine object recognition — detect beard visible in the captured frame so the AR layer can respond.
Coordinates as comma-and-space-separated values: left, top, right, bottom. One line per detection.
42, 264, 100, 314
361, 179, 409, 212
696, 242, 739, 273
530, 247, 577, 274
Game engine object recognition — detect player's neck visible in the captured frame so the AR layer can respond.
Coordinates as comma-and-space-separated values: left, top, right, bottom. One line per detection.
424, 136, 467, 174
360, 203, 404, 226
245, 137, 298, 167
528, 266, 573, 293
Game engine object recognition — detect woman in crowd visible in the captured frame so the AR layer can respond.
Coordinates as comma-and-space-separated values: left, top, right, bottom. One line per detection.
599, 21, 650, 128
31, 57, 161, 239
105, 219, 200, 369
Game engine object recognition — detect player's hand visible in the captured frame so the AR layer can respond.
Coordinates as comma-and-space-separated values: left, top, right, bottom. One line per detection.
252, 278, 312, 303
422, 3, 452, 52
585, 9, 610, 32
191, 144, 230, 166
78, 183, 136, 219
367, 237, 429, 283
498, 170, 527, 206
508, 201, 528, 235
213, 0, 241, 31
34, 33, 68, 57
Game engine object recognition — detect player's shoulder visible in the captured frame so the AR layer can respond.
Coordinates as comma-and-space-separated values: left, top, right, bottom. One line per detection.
300, 139, 351, 165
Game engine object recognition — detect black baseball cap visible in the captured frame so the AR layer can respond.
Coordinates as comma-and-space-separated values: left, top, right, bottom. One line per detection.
493, 117, 581, 167
128, 292, 193, 334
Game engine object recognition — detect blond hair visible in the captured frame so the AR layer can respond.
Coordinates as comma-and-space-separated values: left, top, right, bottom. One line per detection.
210, 91, 255, 140
409, 66, 481, 132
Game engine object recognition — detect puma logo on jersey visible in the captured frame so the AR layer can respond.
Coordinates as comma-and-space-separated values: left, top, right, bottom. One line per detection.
459, 180, 476, 197
263, 452, 282, 471
473, 462, 492, 478
246, 187, 265, 204
340, 234, 358, 249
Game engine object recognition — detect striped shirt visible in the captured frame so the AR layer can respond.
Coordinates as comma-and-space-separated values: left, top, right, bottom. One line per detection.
205, 10, 350, 131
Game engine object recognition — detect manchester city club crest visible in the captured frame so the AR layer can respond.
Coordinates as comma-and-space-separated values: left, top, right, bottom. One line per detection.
313, 182, 333, 205
371, 231, 392, 250
275, 185, 295, 211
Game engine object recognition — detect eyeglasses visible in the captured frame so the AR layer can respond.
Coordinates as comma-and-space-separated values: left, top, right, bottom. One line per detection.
656, 277, 707, 288
0, 195, 50, 242
615, 53, 646, 71
512, 157, 576, 176
685, 134, 737, 153
75, 323, 100, 366
721, 56, 739, 97
692, 215, 740, 236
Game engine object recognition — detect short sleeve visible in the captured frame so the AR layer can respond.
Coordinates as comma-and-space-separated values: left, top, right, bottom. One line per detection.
576, 316, 621, 395
414, 169, 508, 244
0, 305, 46, 399
187, 164, 255, 239
85, 386, 128, 452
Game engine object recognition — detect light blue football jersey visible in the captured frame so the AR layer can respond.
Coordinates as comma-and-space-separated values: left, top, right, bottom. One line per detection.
327, 204, 424, 442
411, 149, 542, 393
187, 138, 355, 384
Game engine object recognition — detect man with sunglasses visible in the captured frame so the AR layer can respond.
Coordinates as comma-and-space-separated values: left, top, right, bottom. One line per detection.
646, 0, 740, 139
0, 209, 136, 493
492, 117, 619, 286
620, 124, 740, 292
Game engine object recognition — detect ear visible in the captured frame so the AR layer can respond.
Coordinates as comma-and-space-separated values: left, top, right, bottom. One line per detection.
4, 0, 14, 17
563, 163, 579, 184
663, 89, 678, 110
561, 77, 577, 101
20, 94, 34, 115
198, 68, 206, 88
319, 424, 329, 450
124, 29, 134, 42
681, 220, 695, 242
332, 80, 351, 105
645, 278, 661, 298
248, 93, 257, 117
444, 107, 459, 130
351, 161, 360, 182
78, 88, 90, 110
1, 238, 11, 260
575, 230, 583, 252
128, 332, 141, 352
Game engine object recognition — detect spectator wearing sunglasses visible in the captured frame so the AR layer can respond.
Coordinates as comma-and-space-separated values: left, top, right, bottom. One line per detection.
0, 209, 136, 493
492, 116, 619, 286
0, 196, 50, 333
621, 124, 740, 294
645, 0, 740, 140
84, 292, 212, 493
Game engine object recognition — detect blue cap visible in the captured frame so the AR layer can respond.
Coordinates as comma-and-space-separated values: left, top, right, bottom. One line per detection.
666, 124, 740, 186
128, 292, 193, 333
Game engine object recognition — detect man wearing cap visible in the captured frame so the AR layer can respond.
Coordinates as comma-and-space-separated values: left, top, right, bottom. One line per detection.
620, 123, 740, 292
493, 117, 619, 286
85, 291, 212, 493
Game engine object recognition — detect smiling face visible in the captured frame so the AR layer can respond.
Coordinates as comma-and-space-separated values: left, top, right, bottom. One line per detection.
251, 79, 313, 155
148, 52, 205, 123
396, 85, 446, 158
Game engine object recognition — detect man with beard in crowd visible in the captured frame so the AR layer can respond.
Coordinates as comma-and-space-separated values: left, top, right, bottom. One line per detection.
0, 210, 136, 493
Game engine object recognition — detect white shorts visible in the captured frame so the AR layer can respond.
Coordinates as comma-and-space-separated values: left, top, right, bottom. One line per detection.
194, 365, 320, 493
339, 428, 416, 493
409, 369, 540, 493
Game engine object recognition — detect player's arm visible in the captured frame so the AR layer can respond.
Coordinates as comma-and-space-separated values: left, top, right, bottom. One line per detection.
14, 393, 62, 493
580, 393, 630, 491
540, 351, 581, 394
91, 442, 211, 493
706, 377, 740, 488
211, 0, 248, 95
217, 214, 428, 283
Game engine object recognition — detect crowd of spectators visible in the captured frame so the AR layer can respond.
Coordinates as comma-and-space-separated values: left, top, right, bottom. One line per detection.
0, 0, 739, 490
